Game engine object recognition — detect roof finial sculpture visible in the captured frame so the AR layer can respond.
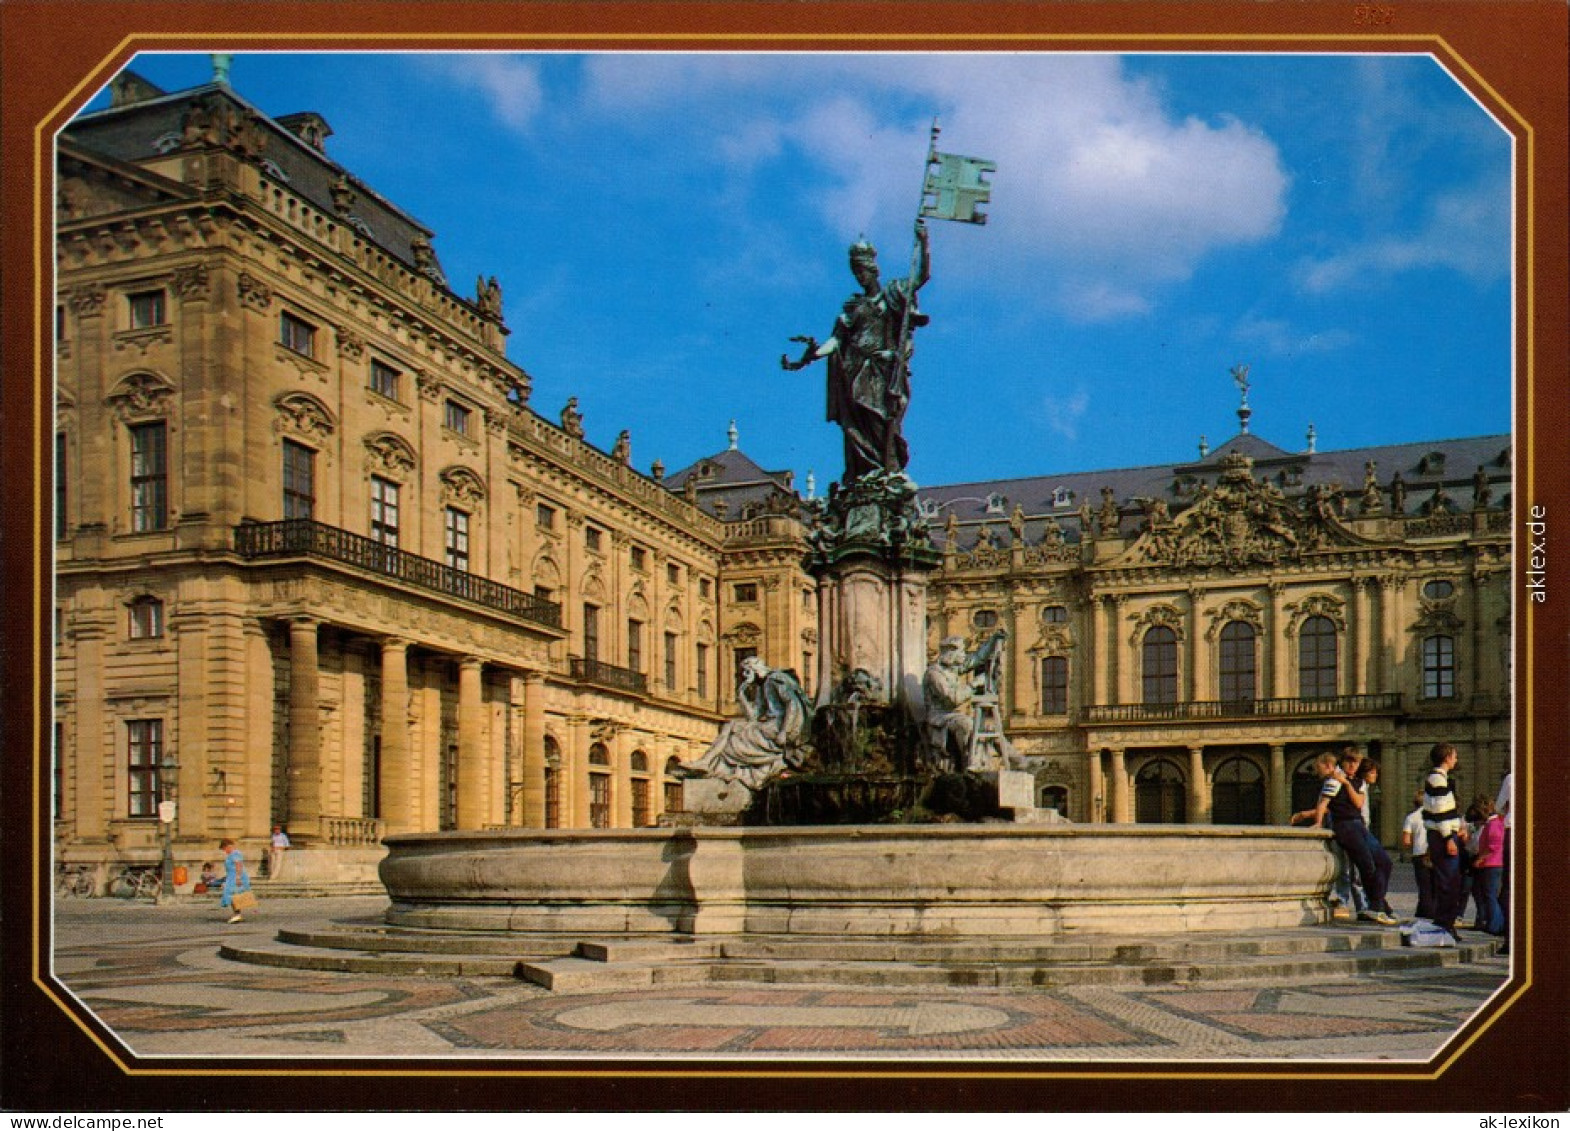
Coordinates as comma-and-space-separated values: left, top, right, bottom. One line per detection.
211, 54, 232, 86
728, 419, 738, 451
1231, 364, 1252, 434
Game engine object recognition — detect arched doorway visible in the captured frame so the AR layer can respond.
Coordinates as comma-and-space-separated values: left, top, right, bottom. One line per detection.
1290, 754, 1324, 816
1211, 756, 1266, 825
1135, 758, 1187, 824
1039, 785, 1069, 817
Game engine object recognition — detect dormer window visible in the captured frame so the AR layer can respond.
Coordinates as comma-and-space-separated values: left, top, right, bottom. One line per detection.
151, 132, 183, 155
1051, 487, 1073, 508
1419, 451, 1447, 475
259, 158, 291, 183
985, 493, 1007, 515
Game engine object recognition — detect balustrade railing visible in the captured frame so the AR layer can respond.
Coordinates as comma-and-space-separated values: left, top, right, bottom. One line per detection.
320, 816, 385, 846
235, 519, 561, 629
570, 656, 649, 696
1085, 693, 1402, 724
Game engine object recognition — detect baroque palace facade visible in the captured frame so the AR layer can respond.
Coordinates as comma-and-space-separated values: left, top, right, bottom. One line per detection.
52, 70, 1511, 877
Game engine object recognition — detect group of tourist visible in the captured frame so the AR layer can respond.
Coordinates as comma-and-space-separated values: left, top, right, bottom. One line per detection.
1293, 742, 1512, 951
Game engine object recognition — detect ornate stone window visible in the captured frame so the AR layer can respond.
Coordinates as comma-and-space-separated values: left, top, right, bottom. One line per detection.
282, 438, 315, 520
1141, 626, 1179, 705
1218, 621, 1258, 703
543, 736, 562, 829
279, 310, 317, 358
443, 507, 470, 571
1423, 579, 1455, 600
664, 756, 685, 814
627, 618, 644, 673
370, 476, 400, 548
443, 398, 472, 437
536, 501, 558, 531
588, 743, 613, 829
127, 288, 167, 329
1299, 615, 1338, 699
733, 582, 758, 604
1422, 635, 1457, 699
630, 750, 652, 827
1041, 605, 1068, 624
370, 358, 402, 402
696, 641, 710, 699
127, 595, 164, 640
1040, 655, 1069, 715
973, 608, 1000, 629
128, 420, 168, 532
664, 631, 679, 691
585, 526, 603, 554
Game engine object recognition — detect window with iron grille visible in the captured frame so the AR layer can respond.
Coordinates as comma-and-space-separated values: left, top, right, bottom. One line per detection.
126, 719, 163, 819
128, 289, 167, 329
1040, 655, 1069, 714
370, 476, 400, 547
1299, 615, 1338, 699
444, 507, 470, 571
589, 773, 612, 828
631, 777, 652, 828
129, 421, 167, 532
279, 310, 317, 357
282, 439, 315, 520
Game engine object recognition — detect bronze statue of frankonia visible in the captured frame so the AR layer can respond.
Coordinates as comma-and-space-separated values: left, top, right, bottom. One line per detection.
783, 219, 931, 486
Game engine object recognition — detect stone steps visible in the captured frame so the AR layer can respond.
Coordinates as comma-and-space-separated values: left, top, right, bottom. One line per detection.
220, 923, 1501, 990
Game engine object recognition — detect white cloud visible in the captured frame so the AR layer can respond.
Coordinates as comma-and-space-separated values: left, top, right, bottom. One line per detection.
422, 55, 545, 132
1234, 316, 1356, 357
1042, 388, 1091, 441
1295, 182, 1509, 293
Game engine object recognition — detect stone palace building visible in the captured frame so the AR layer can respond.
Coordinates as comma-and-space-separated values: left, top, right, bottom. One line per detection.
52, 69, 1512, 880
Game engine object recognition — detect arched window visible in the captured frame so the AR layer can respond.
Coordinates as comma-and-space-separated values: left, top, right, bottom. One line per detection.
1040, 656, 1069, 715
1290, 755, 1323, 816
1211, 757, 1266, 825
1299, 615, 1338, 699
1039, 785, 1069, 816
1219, 621, 1257, 703
1135, 758, 1186, 823
1041, 605, 1068, 624
543, 735, 562, 828
664, 756, 685, 814
1142, 626, 1178, 705
1422, 635, 1456, 699
587, 742, 612, 828
629, 750, 651, 827
973, 608, 999, 629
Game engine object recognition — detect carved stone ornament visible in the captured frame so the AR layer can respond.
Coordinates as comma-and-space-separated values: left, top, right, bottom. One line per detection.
483, 408, 506, 435
172, 263, 210, 300
1129, 603, 1185, 645
105, 372, 175, 421
1283, 592, 1347, 636
724, 622, 763, 647
1029, 625, 1074, 656
273, 392, 336, 443
1204, 598, 1265, 642
1134, 453, 1344, 569
439, 466, 487, 509
67, 284, 107, 317
237, 272, 273, 311
364, 432, 417, 481
336, 327, 366, 361
414, 369, 441, 402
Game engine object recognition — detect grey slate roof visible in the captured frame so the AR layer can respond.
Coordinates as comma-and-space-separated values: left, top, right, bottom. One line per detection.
65, 74, 454, 295
664, 448, 800, 520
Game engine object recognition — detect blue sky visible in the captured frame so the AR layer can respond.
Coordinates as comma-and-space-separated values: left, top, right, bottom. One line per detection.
85, 52, 1512, 489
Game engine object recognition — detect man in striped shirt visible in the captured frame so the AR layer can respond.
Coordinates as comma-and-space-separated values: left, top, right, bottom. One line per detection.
1423, 742, 1468, 941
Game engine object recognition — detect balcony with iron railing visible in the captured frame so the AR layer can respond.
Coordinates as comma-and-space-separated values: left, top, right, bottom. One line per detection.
569, 656, 649, 697
234, 519, 562, 631
1084, 693, 1403, 725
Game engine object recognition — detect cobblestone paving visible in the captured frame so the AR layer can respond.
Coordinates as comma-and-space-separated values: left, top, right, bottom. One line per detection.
45, 889, 1511, 1063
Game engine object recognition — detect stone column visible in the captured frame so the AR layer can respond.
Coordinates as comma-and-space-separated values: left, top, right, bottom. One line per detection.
1089, 595, 1108, 708
455, 656, 485, 830
1188, 746, 1208, 825
243, 619, 275, 841
73, 621, 108, 840
1471, 570, 1494, 702
172, 614, 210, 840
285, 618, 322, 840
615, 734, 634, 828
1085, 747, 1104, 824
1380, 575, 1402, 697
518, 672, 547, 826
568, 717, 590, 828
1267, 583, 1287, 701
1111, 596, 1129, 706
1185, 590, 1202, 703
1268, 743, 1288, 826
378, 638, 413, 834
1109, 747, 1130, 824
1351, 577, 1371, 697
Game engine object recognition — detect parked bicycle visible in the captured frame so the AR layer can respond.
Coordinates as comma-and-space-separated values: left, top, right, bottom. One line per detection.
107, 865, 162, 900
56, 863, 96, 898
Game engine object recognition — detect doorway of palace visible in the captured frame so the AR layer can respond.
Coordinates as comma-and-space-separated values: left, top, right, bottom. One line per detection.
1135, 757, 1187, 824
1211, 754, 1267, 825
1039, 784, 1069, 817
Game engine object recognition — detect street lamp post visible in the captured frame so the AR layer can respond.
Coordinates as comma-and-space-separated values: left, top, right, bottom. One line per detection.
158, 751, 181, 900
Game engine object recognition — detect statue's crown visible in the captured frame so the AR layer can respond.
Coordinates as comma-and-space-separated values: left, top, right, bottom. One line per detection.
848, 238, 878, 266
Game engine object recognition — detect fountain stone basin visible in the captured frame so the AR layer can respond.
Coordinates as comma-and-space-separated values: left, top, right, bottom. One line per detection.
379, 824, 1339, 938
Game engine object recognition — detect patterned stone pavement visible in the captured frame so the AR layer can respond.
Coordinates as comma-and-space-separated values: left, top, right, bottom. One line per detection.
45, 888, 1511, 1062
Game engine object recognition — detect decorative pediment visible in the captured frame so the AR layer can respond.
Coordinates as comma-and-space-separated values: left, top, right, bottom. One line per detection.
1028, 625, 1074, 656
725, 621, 763, 646
1204, 598, 1264, 642
364, 432, 416, 480
1284, 592, 1347, 636
1129, 603, 1185, 644
1128, 453, 1364, 569
273, 392, 335, 443
439, 466, 487, 509
105, 372, 175, 421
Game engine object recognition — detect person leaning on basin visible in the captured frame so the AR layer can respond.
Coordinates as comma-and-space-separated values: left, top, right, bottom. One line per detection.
1291, 750, 1400, 926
